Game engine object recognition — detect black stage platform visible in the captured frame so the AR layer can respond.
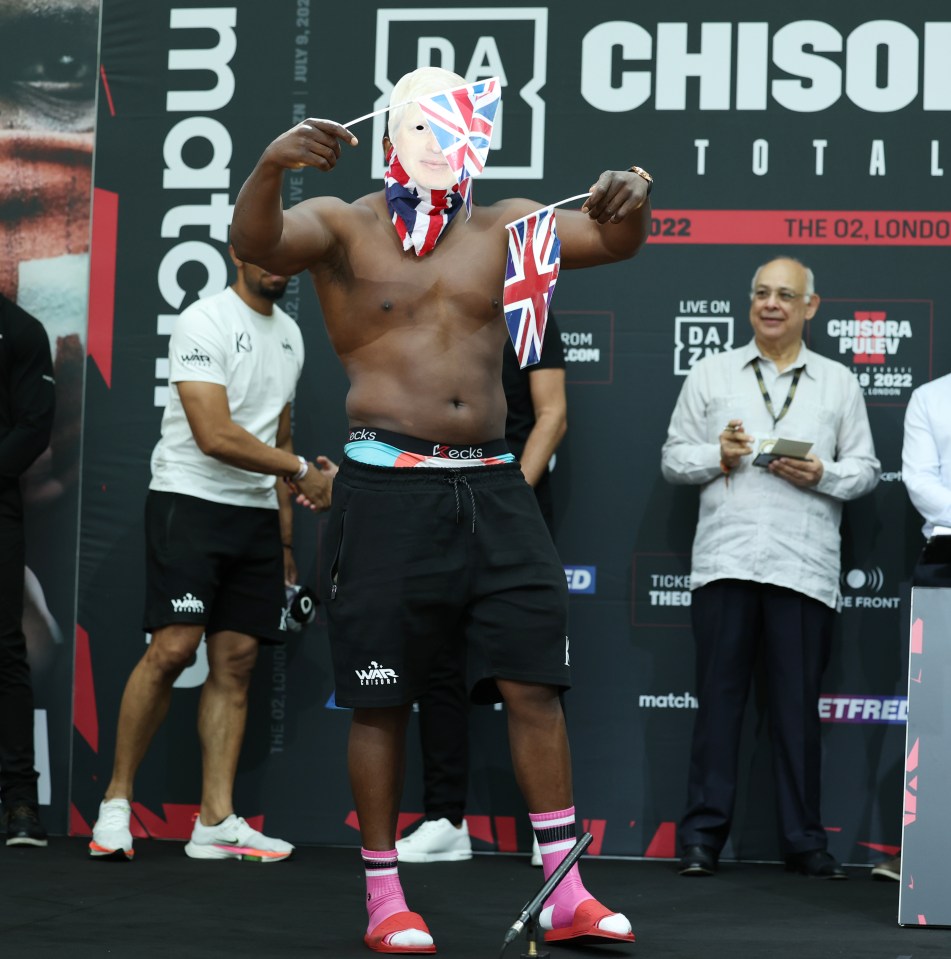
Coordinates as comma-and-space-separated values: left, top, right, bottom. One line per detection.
3, 839, 948, 959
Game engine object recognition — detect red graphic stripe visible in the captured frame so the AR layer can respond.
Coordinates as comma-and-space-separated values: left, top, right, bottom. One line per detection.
857, 841, 902, 855
99, 64, 116, 116
649, 210, 951, 246
464, 814, 492, 844
581, 818, 606, 856
88, 188, 119, 388
131, 802, 201, 839
128, 803, 264, 840
346, 809, 425, 840
70, 802, 92, 837
643, 821, 676, 858
72, 625, 98, 752
492, 816, 518, 853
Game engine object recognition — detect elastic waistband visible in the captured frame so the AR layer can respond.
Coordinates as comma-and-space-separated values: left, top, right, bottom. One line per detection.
338, 455, 523, 490
345, 426, 510, 460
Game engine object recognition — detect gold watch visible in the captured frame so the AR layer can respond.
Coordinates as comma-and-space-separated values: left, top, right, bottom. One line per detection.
629, 165, 653, 195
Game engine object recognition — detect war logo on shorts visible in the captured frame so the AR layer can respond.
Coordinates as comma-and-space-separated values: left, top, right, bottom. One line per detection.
171, 592, 205, 614
355, 660, 400, 686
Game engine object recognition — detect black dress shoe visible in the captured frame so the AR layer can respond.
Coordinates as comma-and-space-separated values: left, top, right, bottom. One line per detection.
3, 803, 48, 847
679, 844, 718, 876
785, 849, 847, 879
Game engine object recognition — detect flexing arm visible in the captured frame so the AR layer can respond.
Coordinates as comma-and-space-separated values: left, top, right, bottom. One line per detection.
230, 118, 358, 275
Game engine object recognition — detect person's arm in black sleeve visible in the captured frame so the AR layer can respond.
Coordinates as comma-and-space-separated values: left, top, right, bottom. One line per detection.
0, 306, 55, 480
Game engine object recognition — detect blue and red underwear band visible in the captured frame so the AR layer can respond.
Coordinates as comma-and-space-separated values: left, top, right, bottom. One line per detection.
344, 426, 513, 468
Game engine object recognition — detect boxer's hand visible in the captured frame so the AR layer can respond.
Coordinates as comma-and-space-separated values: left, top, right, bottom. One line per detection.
315, 455, 339, 479
582, 169, 651, 224
263, 118, 358, 172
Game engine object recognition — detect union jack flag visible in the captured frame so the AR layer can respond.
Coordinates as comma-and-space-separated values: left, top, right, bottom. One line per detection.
503, 208, 561, 368
417, 77, 500, 190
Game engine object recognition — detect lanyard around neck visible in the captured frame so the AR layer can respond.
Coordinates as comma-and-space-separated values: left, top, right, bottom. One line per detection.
751, 357, 803, 426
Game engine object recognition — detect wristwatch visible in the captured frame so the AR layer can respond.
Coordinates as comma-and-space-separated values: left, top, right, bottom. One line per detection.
629, 165, 653, 195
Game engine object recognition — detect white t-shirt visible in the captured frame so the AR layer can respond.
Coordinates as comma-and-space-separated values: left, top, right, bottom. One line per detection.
150, 287, 305, 508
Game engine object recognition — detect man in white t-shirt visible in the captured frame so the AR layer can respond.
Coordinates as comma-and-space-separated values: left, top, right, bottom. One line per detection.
88, 248, 334, 863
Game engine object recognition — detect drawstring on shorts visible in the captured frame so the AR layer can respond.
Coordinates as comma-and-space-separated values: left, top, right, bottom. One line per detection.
446, 471, 477, 533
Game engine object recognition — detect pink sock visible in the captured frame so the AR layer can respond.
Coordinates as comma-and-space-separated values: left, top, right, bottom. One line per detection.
529, 807, 594, 929
362, 848, 408, 934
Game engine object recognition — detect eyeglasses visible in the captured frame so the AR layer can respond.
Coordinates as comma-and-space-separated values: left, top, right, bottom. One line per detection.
750, 287, 809, 303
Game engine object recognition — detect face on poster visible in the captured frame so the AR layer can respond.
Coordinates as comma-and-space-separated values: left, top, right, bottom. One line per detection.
0, 0, 99, 328
0, 0, 98, 492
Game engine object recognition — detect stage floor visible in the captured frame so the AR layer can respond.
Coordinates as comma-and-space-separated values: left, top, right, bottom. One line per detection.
3, 839, 948, 958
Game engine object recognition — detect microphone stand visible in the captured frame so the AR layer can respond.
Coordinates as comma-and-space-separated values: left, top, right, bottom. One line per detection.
499, 832, 593, 958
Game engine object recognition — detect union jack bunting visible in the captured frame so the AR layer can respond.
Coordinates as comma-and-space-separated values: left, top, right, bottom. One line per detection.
503, 207, 561, 368
417, 77, 501, 192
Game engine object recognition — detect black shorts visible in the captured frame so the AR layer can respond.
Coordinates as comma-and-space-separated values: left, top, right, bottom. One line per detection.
321, 458, 571, 707
143, 491, 287, 644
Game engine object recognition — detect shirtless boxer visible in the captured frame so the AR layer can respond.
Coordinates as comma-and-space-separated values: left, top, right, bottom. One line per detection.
231, 66, 651, 953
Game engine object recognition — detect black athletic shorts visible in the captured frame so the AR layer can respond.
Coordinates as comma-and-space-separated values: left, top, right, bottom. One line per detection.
142, 490, 287, 643
321, 457, 571, 707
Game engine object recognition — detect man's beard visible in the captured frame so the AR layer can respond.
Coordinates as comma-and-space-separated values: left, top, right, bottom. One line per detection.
258, 282, 287, 302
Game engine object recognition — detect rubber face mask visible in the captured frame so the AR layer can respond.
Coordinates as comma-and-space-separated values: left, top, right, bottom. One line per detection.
391, 102, 457, 191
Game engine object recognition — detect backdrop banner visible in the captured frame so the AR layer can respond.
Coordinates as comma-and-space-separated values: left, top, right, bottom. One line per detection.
0, 0, 100, 834
74, 0, 948, 866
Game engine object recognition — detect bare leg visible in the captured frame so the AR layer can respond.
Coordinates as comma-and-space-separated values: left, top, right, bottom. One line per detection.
351, 704, 436, 951
498, 678, 634, 942
497, 679, 572, 811
197, 630, 258, 824
349, 705, 412, 848
105, 624, 204, 801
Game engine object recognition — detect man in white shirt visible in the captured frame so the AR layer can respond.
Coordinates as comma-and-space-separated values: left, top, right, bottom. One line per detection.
903, 372, 951, 563
662, 256, 880, 880
88, 248, 334, 863
873, 371, 951, 882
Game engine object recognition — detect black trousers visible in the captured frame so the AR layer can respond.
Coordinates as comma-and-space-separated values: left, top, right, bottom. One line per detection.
0, 481, 39, 807
414, 478, 556, 822
416, 639, 469, 824
678, 579, 835, 856
912, 546, 951, 588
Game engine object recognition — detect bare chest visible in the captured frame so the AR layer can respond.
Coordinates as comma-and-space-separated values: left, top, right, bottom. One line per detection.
318, 209, 510, 345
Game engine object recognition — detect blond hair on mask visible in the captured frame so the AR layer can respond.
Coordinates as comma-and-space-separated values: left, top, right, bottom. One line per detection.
388, 66, 466, 139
